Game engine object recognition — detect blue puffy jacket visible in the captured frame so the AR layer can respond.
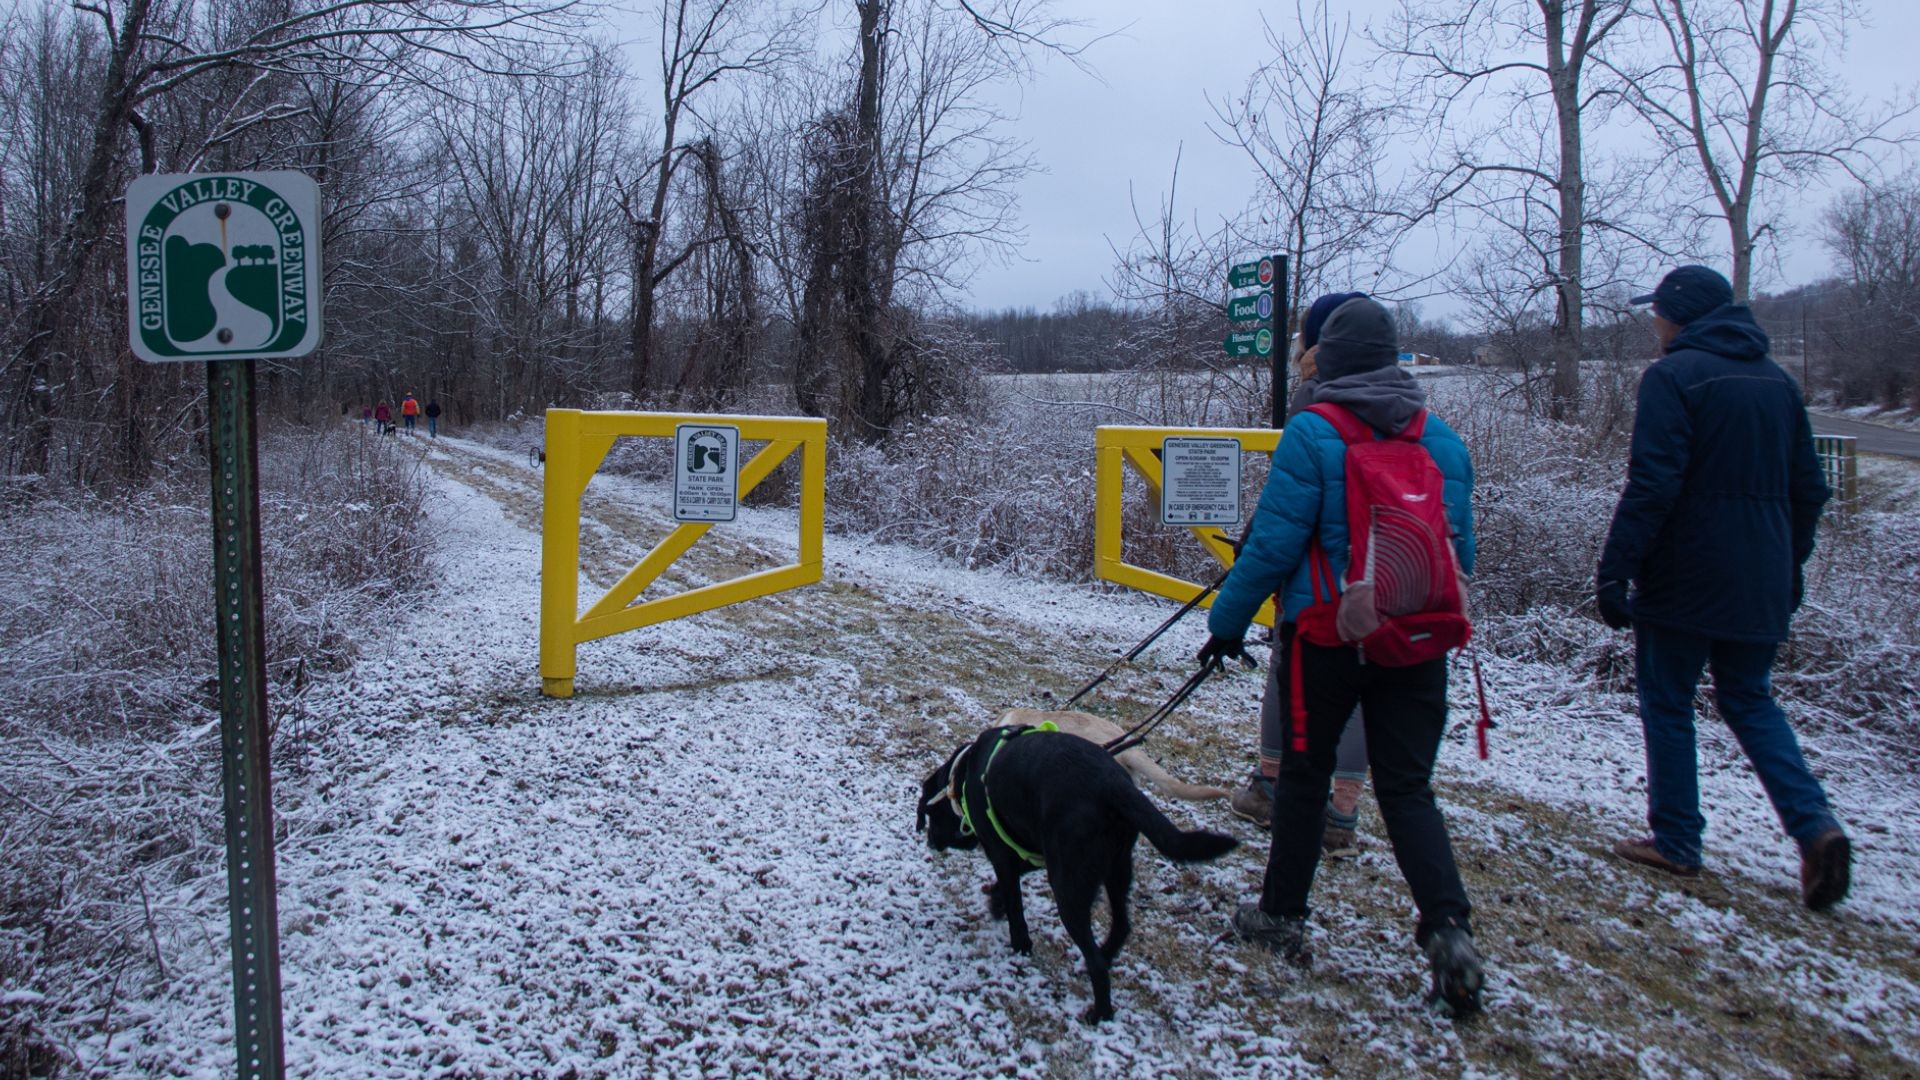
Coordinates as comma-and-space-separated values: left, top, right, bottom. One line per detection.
1598, 305, 1829, 643
1208, 408, 1476, 641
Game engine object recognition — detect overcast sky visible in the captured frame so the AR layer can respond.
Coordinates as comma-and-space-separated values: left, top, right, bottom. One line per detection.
955, 0, 1920, 319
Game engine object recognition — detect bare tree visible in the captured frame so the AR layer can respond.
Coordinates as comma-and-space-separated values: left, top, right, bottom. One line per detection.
0, 0, 586, 474
1383, 0, 1635, 419
791, 0, 1057, 440
623, 0, 800, 400
438, 50, 636, 411
1822, 174, 1920, 407
1618, 0, 1917, 301
1209, 1, 1404, 323
1105, 149, 1264, 426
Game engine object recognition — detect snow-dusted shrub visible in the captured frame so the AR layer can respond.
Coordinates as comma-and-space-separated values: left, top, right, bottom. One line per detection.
0, 423, 428, 1065
1780, 493, 1920, 733
1432, 373, 1628, 628
824, 412, 1098, 578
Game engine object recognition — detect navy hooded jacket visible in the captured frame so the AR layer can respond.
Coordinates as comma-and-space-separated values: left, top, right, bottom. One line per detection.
1597, 305, 1829, 643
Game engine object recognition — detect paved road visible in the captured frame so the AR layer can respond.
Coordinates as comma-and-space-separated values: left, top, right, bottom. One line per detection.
1810, 413, 1920, 459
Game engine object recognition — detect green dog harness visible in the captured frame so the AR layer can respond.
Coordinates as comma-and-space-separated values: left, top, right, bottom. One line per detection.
956, 722, 1056, 868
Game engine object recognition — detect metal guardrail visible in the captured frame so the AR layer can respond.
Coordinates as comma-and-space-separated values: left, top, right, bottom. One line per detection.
1813, 433, 1859, 510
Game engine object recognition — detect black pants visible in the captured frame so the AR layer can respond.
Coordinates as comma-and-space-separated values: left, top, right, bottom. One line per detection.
1260, 626, 1472, 946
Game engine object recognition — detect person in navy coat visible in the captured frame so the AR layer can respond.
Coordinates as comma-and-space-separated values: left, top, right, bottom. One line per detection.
1597, 265, 1849, 910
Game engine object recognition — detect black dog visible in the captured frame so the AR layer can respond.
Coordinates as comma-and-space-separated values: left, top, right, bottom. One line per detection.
916, 725, 1237, 1024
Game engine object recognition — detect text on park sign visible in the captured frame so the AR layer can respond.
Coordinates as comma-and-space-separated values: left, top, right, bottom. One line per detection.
1161, 437, 1241, 526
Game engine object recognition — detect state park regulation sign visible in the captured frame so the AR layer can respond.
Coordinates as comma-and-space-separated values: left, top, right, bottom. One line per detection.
125, 171, 323, 363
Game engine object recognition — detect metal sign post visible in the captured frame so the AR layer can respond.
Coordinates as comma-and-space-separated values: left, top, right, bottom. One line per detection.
126, 170, 321, 1080
1267, 253, 1289, 430
207, 357, 286, 1079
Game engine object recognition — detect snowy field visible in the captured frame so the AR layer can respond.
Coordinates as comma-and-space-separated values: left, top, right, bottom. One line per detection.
92, 432, 1920, 1077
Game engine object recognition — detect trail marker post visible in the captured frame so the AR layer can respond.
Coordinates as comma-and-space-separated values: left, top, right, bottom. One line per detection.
127, 170, 323, 1080
1223, 253, 1289, 428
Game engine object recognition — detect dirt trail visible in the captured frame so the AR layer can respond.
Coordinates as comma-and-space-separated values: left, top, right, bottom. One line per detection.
349, 436, 1919, 1076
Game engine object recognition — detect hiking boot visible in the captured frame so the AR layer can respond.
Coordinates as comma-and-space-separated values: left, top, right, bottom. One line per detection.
1229, 775, 1274, 830
1800, 827, 1852, 912
1611, 835, 1701, 878
1231, 904, 1311, 968
1424, 926, 1485, 1018
1321, 823, 1359, 854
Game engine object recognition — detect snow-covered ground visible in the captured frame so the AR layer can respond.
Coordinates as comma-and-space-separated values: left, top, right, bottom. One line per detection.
95, 433, 1920, 1076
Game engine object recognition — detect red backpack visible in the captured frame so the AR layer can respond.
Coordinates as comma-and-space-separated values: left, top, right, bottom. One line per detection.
1289, 403, 1490, 756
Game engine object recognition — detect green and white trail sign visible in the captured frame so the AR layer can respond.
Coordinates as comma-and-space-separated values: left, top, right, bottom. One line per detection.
125, 170, 322, 1078
126, 171, 322, 363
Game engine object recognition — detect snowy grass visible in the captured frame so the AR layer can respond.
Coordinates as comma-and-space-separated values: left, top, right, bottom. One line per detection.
82, 434, 1920, 1076
0, 422, 429, 1072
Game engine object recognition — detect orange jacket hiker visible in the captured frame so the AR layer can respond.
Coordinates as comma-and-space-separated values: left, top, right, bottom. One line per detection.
401, 395, 420, 416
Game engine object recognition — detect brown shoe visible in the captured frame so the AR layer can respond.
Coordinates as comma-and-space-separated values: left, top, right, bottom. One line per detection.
1800, 828, 1851, 911
1229, 775, 1273, 830
1611, 836, 1700, 878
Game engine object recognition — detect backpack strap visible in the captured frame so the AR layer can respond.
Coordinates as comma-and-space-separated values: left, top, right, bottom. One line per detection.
1302, 402, 1369, 444
1304, 402, 1430, 444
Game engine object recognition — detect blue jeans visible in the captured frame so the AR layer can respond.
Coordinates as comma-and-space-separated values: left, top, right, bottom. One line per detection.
1635, 622, 1838, 866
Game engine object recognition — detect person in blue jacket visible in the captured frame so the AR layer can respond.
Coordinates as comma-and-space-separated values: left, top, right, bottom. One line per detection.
1598, 265, 1849, 910
1230, 291, 1376, 854
1198, 295, 1484, 1016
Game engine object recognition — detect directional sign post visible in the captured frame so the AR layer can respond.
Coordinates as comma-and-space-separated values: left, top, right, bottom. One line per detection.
1223, 253, 1288, 430
127, 171, 322, 1080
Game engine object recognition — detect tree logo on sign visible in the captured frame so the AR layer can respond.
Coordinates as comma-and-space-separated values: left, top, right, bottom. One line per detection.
686, 429, 730, 473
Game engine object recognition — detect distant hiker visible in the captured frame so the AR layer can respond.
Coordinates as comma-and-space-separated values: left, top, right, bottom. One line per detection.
401, 393, 420, 433
360, 404, 373, 426
425, 399, 442, 438
1230, 291, 1374, 854
1598, 265, 1849, 910
1200, 295, 1485, 1016
374, 401, 393, 434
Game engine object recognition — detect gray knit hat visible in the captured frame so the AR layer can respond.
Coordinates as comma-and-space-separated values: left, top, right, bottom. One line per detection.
1313, 297, 1399, 381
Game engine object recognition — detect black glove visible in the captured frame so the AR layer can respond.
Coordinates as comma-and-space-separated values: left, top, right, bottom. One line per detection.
1596, 580, 1633, 630
1196, 634, 1246, 668
1792, 565, 1805, 612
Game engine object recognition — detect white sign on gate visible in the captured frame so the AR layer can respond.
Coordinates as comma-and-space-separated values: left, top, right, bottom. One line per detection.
674, 424, 739, 522
125, 171, 323, 363
1161, 436, 1241, 526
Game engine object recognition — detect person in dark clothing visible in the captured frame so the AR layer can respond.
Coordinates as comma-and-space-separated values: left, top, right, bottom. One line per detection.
1199, 296, 1485, 1016
425, 400, 442, 438
1598, 265, 1849, 910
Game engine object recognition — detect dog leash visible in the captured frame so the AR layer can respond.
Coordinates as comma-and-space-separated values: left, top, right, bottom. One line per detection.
1064, 556, 1236, 708
1101, 653, 1245, 757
